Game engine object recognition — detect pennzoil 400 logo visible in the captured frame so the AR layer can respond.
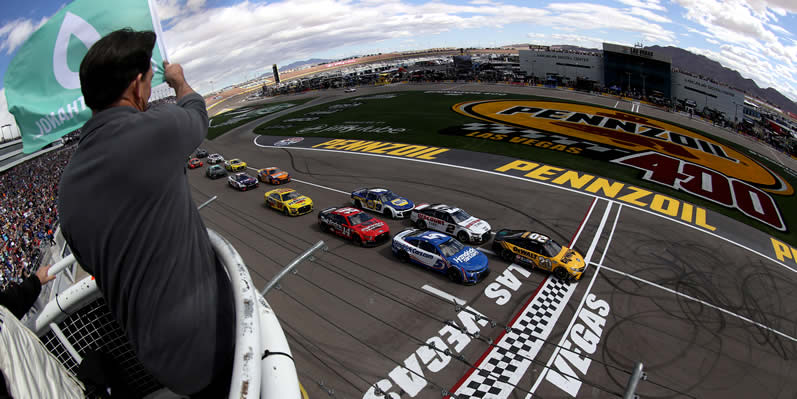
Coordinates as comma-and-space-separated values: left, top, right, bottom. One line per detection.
450, 100, 793, 231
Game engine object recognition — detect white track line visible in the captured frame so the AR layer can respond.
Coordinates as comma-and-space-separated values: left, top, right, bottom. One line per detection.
245, 166, 350, 195
596, 262, 797, 343
421, 284, 466, 306
528, 202, 619, 396
251, 141, 797, 275
569, 197, 598, 248
613, 101, 619, 108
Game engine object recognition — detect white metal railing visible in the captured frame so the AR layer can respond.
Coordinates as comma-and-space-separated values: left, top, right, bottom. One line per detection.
28, 228, 303, 399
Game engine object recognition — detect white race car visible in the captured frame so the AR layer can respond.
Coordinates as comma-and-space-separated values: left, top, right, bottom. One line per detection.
207, 153, 224, 164
410, 203, 492, 244
344, 88, 357, 93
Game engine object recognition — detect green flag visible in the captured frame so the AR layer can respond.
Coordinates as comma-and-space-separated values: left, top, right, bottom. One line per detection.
3, 0, 169, 154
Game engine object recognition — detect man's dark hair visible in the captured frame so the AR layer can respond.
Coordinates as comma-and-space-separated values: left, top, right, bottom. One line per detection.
79, 28, 156, 111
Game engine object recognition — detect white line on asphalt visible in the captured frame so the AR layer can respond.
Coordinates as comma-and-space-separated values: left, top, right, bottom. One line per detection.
251, 141, 797, 275
292, 178, 349, 195
528, 202, 618, 396
613, 101, 619, 108
245, 166, 350, 195
421, 284, 466, 306
569, 198, 598, 248
596, 262, 797, 343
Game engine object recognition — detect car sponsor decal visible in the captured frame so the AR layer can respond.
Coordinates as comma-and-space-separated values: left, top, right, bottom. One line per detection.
452, 247, 479, 263
391, 198, 409, 206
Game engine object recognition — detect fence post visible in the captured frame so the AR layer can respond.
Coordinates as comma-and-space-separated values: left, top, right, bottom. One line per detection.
623, 362, 645, 399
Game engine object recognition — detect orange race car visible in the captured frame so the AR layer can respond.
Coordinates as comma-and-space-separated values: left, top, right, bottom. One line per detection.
187, 158, 203, 169
258, 167, 291, 185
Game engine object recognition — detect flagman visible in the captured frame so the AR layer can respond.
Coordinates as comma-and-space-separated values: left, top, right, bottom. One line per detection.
58, 29, 235, 397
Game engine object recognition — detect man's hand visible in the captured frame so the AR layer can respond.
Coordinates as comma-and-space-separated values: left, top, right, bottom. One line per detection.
163, 61, 195, 100
35, 265, 56, 285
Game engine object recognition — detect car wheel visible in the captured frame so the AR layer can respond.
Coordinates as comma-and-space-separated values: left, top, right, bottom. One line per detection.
501, 248, 515, 262
447, 267, 461, 283
355, 235, 366, 247
415, 219, 426, 229
383, 208, 392, 218
397, 251, 410, 262
283, 208, 290, 216
356, 200, 364, 209
242, 186, 246, 191
553, 267, 569, 282
457, 231, 469, 243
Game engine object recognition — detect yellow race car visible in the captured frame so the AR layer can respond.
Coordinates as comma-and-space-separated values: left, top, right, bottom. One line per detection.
224, 158, 247, 171
492, 230, 586, 282
265, 188, 313, 216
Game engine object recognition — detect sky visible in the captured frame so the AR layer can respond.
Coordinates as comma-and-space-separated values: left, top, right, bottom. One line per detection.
2, 0, 797, 135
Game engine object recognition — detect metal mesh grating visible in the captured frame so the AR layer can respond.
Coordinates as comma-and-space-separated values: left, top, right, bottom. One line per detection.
41, 297, 163, 398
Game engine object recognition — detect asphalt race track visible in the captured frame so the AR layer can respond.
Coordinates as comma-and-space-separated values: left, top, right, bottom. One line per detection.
190, 83, 797, 398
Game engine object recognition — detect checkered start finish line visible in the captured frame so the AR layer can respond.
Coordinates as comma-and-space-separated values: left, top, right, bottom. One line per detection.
453, 276, 575, 399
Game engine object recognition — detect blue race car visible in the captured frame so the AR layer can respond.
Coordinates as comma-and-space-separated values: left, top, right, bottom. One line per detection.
351, 187, 414, 218
392, 229, 489, 284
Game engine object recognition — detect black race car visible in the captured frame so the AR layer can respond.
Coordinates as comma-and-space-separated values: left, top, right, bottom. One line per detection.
195, 148, 208, 158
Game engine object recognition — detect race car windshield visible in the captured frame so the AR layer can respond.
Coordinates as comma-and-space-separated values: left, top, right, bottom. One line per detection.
283, 192, 301, 200
543, 240, 563, 257
451, 209, 471, 223
439, 239, 464, 257
382, 192, 400, 201
348, 213, 373, 225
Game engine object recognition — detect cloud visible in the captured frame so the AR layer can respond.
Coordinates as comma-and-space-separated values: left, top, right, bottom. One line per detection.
542, 3, 676, 43
616, 0, 666, 11
0, 17, 47, 55
159, 0, 552, 92
527, 32, 615, 49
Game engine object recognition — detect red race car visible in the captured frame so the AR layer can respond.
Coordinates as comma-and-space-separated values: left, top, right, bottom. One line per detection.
187, 158, 203, 169
318, 207, 390, 247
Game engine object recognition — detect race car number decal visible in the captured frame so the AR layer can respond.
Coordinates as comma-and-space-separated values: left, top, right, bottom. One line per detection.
446, 224, 455, 234
529, 233, 549, 243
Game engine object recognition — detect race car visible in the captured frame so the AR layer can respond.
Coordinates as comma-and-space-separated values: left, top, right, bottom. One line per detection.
492, 230, 586, 282
187, 158, 203, 169
410, 203, 491, 244
318, 207, 390, 247
207, 153, 224, 164
224, 158, 247, 171
227, 172, 259, 191
351, 187, 414, 218
265, 188, 313, 216
257, 167, 291, 185
344, 87, 357, 93
392, 229, 489, 284
206, 165, 227, 179
195, 148, 208, 158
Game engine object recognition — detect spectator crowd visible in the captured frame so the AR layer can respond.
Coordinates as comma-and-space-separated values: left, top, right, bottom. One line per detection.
0, 144, 76, 289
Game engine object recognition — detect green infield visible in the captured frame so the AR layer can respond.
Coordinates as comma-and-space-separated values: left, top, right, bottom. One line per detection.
250, 90, 797, 244
207, 97, 315, 140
